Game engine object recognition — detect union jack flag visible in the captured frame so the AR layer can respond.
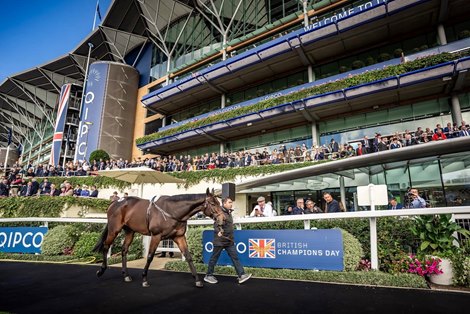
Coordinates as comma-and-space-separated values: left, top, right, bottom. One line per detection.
50, 84, 71, 166
249, 238, 276, 259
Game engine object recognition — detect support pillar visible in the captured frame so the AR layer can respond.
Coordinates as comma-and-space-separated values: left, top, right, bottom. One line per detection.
451, 94, 462, 127
311, 123, 319, 147
220, 143, 224, 155
339, 176, 346, 209
437, 24, 447, 45
308, 65, 314, 83
161, 116, 166, 128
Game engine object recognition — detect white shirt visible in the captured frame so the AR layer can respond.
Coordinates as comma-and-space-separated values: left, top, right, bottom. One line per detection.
250, 203, 274, 217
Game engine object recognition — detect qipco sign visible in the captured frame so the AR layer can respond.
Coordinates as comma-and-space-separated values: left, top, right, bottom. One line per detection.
0, 227, 48, 254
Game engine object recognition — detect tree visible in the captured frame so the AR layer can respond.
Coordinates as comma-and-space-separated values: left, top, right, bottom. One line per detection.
89, 149, 110, 163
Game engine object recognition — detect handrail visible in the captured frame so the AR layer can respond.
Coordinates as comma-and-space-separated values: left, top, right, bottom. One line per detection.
2, 206, 469, 270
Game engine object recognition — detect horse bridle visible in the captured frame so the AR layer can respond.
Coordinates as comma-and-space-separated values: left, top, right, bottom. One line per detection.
204, 197, 225, 222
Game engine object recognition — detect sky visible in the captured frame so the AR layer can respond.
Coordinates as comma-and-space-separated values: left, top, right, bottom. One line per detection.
0, 0, 112, 82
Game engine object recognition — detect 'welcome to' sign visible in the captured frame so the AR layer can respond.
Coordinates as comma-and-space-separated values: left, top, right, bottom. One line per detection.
202, 229, 344, 271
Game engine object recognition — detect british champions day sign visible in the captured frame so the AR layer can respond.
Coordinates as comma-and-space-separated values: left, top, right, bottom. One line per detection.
0, 227, 48, 254
203, 229, 344, 271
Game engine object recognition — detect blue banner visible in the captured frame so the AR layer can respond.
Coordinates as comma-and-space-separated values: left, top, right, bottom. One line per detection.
203, 229, 343, 271
0, 227, 48, 254
75, 62, 109, 162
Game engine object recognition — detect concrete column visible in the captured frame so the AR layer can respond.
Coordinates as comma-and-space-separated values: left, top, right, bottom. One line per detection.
221, 93, 226, 109
437, 24, 447, 45
220, 143, 224, 155
339, 176, 346, 209
161, 116, 166, 127
311, 123, 319, 147
307, 65, 314, 83
451, 94, 462, 127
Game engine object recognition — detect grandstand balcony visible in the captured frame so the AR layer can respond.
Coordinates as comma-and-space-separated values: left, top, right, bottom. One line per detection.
141, 0, 467, 116
137, 54, 470, 154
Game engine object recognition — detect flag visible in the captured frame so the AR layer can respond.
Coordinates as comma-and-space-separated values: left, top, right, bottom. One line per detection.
96, 1, 102, 21
7, 128, 12, 146
50, 84, 71, 165
249, 238, 276, 258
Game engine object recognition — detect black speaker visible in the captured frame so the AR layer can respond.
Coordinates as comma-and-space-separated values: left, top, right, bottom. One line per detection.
222, 182, 236, 201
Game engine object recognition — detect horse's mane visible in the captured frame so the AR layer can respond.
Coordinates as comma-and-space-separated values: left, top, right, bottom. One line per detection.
166, 193, 206, 202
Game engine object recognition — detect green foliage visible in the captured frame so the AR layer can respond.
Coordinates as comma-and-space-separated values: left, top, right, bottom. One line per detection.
73, 232, 102, 258
136, 51, 470, 146
110, 231, 144, 259
450, 241, 470, 287
0, 196, 110, 218
46, 176, 131, 190
341, 228, 363, 271
172, 161, 328, 188
186, 226, 211, 263
410, 214, 470, 257
0, 252, 92, 262
42, 225, 79, 256
89, 149, 110, 163
164, 261, 427, 288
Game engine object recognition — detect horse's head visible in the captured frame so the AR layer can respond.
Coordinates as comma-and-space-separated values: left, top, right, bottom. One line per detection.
203, 188, 225, 225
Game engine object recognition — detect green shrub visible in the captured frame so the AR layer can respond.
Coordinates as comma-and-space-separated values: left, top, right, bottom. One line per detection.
110, 231, 144, 258
164, 261, 427, 288
89, 149, 110, 164
0, 252, 90, 262
41, 225, 79, 256
341, 228, 363, 271
186, 226, 211, 263
73, 232, 102, 258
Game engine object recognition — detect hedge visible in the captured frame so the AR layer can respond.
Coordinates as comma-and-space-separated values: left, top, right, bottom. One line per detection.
164, 261, 427, 288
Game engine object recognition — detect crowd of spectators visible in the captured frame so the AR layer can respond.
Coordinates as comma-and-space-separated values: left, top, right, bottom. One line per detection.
1, 121, 468, 182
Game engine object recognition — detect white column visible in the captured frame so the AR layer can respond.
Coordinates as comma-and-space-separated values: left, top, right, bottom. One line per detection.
308, 65, 314, 83
339, 176, 346, 209
220, 143, 224, 155
437, 24, 447, 45
369, 184, 378, 270
161, 116, 166, 128
311, 123, 319, 147
451, 95, 462, 127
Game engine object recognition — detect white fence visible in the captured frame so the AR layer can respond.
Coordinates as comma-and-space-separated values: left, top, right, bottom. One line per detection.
2, 206, 470, 269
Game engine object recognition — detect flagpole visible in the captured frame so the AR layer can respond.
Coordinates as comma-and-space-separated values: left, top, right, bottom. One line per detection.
62, 135, 69, 172
3, 145, 10, 172
92, 0, 100, 31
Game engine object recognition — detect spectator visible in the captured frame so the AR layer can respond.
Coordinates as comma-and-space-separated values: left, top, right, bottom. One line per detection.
80, 185, 90, 197
49, 184, 60, 196
64, 182, 74, 196
0, 179, 10, 197
388, 198, 403, 210
31, 178, 40, 196
250, 196, 274, 217
407, 188, 427, 208
323, 192, 341, 213
432, 128, 447, 141
204, 197, 252, 285
460, 126, 469, 137
20, 181, 34, 197
292, 198, 305, 215
39, 178, 51, 195
110, 191, 119, 202
90, 185, 99, 197
304, 200, 322, 213
10, 175, 22, 196
73, 184, 82, 197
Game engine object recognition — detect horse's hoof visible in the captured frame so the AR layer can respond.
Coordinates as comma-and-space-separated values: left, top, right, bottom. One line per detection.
96, 270, 104, 278
142, 281, 150, 288
124, 276, 132, 282
195, 281, 204, 288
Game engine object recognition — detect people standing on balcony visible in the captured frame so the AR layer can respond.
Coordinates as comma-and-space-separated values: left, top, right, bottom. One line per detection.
459, 126, 469, 137
292, 198, 305, 215
90, 185, 99, 197
250, 196, 274, 217
49, 184, 60, 196
39, 178, 51, 195
361, 135, 371, 154
0, 179, 10, 197
304, 200, 322, 213
403, 133, 417, 146
407, 188, 427, 208
323, 192, 341, 213
432, 128, 447, 141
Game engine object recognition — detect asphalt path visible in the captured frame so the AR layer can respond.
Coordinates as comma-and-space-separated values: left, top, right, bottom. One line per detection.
1, 261, 469, 313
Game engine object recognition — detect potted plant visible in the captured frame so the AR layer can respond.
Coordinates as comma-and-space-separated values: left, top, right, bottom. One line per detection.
410, 214, 470, 285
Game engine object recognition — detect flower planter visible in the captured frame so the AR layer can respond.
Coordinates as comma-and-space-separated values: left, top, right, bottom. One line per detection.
428, 258, 453, 286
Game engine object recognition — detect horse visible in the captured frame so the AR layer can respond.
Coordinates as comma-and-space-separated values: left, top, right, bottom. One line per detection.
93, 188, 224, 288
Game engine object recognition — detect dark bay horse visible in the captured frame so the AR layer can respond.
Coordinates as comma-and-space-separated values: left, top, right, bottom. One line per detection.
93, 188, 224, 288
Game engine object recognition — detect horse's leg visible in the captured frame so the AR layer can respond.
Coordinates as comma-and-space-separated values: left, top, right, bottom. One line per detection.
142, 235, 161, 288
121, 229, 135, 282
97, 226, 121, 278
173, 236, 203, 288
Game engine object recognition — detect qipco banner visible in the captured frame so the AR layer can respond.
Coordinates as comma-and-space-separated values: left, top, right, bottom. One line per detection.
203, 229, 344, 271
75, 62, 109, 162
0, 227, 48, 254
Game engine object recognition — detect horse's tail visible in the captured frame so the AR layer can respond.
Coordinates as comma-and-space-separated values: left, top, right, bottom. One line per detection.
93, 224, 109, 253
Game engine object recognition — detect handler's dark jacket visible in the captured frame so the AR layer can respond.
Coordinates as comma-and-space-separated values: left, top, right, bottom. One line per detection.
213, 206, 234, 247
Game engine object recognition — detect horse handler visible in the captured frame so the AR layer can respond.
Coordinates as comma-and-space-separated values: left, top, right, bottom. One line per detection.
204, 197, 252, 284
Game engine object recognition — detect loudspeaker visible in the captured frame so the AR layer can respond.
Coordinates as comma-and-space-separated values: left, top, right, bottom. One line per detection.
222, 182, 236, 201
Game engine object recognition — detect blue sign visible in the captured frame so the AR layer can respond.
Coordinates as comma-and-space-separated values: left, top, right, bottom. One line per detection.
0, 227, 48, 254
203, 229, 343, 271
75, 62, 109, 162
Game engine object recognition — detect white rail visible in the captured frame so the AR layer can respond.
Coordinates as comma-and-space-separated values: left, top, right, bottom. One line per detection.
2, 206, 470, 269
